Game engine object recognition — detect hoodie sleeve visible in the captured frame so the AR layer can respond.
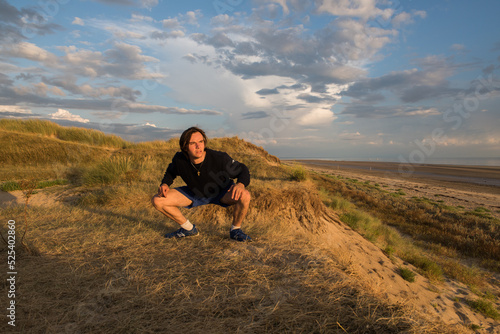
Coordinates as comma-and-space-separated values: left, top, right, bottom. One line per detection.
223, 153, 250, 187
160, 153, 180, 186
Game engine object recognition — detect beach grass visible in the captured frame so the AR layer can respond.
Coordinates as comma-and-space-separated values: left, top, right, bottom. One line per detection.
467, 299, 500, 320
399, 267, 416, 282
0, 118, 130, 148
288, 164, 309, 181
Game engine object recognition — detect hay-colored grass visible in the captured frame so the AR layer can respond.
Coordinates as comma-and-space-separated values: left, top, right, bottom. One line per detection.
0, 181, 463, 333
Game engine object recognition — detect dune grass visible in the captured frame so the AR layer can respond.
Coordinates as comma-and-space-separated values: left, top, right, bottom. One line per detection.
399, 267, 416, 283
0, 119, 130, 148
288, 164, 309, 182
467, 299, 500, 320
0, 130, 114, 167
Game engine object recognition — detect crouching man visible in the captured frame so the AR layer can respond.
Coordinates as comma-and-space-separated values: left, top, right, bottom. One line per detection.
152, 126, 252, 241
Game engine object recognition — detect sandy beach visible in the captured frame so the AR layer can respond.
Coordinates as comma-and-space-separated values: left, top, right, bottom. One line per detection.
292, 160, 500, 219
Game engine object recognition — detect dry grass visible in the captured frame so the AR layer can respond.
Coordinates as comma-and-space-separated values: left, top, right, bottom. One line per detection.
0, 180, 462, 333
0, 120, 492, 332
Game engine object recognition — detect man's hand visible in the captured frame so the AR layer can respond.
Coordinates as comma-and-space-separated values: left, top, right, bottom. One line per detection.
229, 183, 245, 201
158, 184, 170, 197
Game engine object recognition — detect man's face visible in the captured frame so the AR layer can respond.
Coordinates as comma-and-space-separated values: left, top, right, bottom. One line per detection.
186, 131, 205, 160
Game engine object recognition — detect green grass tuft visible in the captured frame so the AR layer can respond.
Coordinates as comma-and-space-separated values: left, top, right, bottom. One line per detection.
467, 299, 500, 320
83, 156, 136, 186
289, 165, 308, 182
1, 181, 21, 192
399, 267, 416, 282
1, 179, 68, 192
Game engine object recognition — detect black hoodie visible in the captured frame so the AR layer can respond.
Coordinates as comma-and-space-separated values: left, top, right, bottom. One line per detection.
161, 148, 250, 198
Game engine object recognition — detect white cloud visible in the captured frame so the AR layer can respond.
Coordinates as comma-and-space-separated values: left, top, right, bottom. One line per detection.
430, 136, 500, 147
112, 30, 145, 40
333, 18, 396, 62
391, 10, 427, 28
140, 0, 158, 9
316, 0, 394, 20
12, 82, 66, 97
184, 10, 201, 26
123, 102, 222, 115
404, 107, 440, 117
85, 17, 154, 41
34, 82, 66, 97
210, 14, 236, 26
162, 18, 181, 29
341, 105, 442, 118
72, 17, 85, 26
0, 105, 32, 114
271, 0, 290, 15
58, 42, 163, 80
2, 41, 164, 81
339, 131, 363, 140
451, 44, 466, 51
297, 108, 337, 126
391, 12, 411, 28
1, 42, 58, 67
49, 109, 90, 123
130, 14, 153, 22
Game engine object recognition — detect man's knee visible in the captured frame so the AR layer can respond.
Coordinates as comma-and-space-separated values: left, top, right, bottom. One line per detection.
240, 189, 251, 205
151, 195, 162, 210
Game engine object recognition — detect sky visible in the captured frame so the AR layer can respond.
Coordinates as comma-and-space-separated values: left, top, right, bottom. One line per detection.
1, 0, 499, 164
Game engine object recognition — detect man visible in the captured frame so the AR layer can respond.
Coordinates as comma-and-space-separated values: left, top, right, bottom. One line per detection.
152, 126, 252, 241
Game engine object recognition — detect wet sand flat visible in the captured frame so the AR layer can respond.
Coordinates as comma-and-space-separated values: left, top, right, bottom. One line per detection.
290, 160, 500, 218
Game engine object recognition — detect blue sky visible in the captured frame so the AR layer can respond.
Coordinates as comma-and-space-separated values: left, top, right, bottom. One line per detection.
1, 0, 499, 163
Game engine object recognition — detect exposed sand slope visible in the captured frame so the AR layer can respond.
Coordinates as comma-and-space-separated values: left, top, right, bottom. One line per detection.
319, 216, 499, 332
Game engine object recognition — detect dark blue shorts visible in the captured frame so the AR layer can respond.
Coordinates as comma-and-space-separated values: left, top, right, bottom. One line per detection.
175, 182, 234, 209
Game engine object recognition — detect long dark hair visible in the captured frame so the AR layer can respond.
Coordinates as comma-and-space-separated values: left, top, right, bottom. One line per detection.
179, 126, 207, 153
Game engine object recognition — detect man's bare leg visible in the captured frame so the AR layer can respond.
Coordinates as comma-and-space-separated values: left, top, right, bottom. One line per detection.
221, 186, 251, 226
151, 189, 192, 225
152, 190, 199, 238
221, 187, 252, 241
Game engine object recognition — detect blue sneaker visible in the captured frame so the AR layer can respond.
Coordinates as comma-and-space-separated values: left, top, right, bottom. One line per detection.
230, 228, 252, 242
164, 224, 199, 239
